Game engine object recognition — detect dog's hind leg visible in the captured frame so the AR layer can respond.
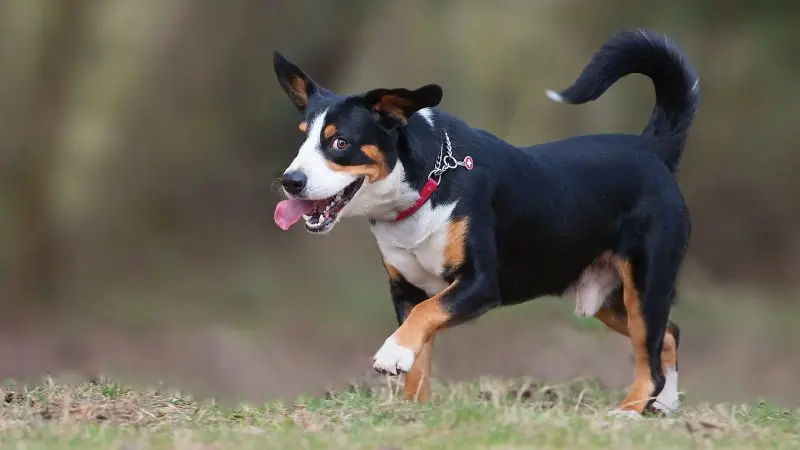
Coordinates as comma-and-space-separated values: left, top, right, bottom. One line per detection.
656, 319, 681, 413
570, 253, 679, 412
594, 299, 682, 414
606, 257, 661, 415
603, 218, 686, 416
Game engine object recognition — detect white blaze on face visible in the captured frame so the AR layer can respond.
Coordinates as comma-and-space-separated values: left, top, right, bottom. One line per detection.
284, 108, 357, 199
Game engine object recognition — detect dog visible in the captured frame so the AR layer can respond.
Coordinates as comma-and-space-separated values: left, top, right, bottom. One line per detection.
271, 28, 699, 416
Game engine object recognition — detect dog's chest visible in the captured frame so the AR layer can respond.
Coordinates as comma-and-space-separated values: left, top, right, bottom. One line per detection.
369, 202, 457, 297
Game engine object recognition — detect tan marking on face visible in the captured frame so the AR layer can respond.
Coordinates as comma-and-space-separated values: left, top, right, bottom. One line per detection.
298, 121, 308, 133
360, 145, 389, 180
612, 256, 655, 414
323, 124, 337, 140
444, 218, 469, 270
325, 144, 389, 183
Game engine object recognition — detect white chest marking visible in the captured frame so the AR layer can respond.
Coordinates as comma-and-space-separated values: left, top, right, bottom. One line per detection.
371, 201, 458, 296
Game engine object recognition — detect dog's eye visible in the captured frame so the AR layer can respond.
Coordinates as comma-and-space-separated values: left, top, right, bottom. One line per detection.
332, 137, 349, 150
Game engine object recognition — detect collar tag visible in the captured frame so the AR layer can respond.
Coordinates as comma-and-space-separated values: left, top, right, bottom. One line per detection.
463, 155, 474, 170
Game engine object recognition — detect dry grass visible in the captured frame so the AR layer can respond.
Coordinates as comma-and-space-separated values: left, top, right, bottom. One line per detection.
0, 376, 796, 449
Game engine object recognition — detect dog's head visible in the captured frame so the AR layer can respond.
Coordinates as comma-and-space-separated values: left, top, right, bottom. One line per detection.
272, 50, 442, 234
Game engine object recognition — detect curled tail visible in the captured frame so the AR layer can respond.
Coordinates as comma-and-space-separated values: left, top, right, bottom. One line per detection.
546, 29, 700, 173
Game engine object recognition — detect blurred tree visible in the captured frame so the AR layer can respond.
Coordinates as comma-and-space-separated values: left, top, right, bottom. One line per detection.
0, 0, 797, 325
1, 0, 384, 315
2, 0, 92, 319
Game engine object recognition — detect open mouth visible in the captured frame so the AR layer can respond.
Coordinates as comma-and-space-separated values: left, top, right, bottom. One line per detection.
301, 177, 365, 233
274, 177, 366, 233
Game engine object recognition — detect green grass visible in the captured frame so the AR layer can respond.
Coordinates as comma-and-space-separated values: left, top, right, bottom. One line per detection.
0, 377, 797, 449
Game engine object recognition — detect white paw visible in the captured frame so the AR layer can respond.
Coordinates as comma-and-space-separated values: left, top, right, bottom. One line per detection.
372, 336, 415, 376
652, 369, 681, 414
606, 409, 643, 420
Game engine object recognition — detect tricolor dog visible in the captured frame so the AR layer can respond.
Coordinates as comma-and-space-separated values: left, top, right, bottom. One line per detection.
272, 29, 699, 416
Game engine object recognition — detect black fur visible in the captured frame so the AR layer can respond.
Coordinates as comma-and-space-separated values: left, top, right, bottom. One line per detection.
273, 28, 699, 411
552, 29, 700, 172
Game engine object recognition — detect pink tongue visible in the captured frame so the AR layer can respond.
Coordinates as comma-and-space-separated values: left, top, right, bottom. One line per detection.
274, 199, 316, 231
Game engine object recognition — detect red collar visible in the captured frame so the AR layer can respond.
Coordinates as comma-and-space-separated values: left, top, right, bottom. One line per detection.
391, 131, 473, 222
394, 160, 474, 221
393, 178, 440, 221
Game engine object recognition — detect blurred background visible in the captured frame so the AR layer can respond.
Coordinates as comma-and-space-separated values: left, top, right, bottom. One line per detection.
1, 0, 798, 407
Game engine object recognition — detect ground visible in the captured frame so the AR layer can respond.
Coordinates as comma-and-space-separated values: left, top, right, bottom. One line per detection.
4, 288, 800, 410
2, 253, 799, 448
0, 377, 797, 449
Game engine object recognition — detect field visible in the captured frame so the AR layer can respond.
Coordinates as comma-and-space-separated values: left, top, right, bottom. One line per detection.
0, 376, 797, 449
2, 286, 799, 449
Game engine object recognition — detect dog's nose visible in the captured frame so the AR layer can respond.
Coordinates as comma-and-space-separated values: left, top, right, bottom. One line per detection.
281, 170, 307, 195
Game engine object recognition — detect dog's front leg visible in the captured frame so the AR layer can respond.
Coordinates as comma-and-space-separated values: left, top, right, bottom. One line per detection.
373, 216, 500, 380
383, 264, 434, 402
372, 277, 496, 376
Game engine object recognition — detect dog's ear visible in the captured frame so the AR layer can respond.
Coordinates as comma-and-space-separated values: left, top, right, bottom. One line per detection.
362, 84, 443, 127
273, 50, 319, 112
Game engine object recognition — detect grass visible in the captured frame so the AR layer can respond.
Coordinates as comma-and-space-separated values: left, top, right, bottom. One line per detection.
0, 377, 797, 449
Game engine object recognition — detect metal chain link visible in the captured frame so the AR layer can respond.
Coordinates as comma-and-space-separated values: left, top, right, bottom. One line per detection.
428, 131, 470, 181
